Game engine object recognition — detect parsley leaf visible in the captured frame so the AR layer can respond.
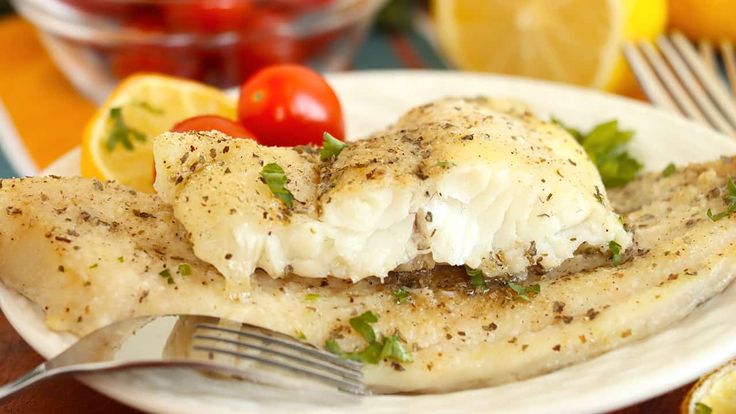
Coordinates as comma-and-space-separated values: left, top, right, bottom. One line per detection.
609, 240, 623, 266
159, 268, 174, 284
553, 118, 643, 188
392, 287, 411, 304
295, 330, 307, 341
304, 293, 320, 302
260, 163, 294, 207
694, 402, 712, 414
326, 311, 412, 365
117, 256, 125, 263
178, 263, 192, 276
508, 282, 540, 302
379, 334, 412, 363
319, 132, 347, 161
106, 107, 146, 152
707, 177, 736, 221
349, 311, 378, 343
662, 163, 677, 177
465, 265, 488, 292
434, 161, 456, 169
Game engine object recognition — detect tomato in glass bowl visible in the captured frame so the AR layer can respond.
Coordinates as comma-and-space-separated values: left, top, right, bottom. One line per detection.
11, 0, 387, 102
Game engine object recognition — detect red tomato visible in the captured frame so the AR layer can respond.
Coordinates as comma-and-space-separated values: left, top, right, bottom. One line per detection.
164, 0, 252, 33
110, 44, 204, 80
237, 64, 344, 146
171, 115, 255, 139
110, 15, 204, 80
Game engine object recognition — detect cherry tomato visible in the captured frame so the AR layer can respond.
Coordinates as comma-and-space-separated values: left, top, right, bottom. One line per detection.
110, 15, 204, 80
171, 115, 255, 139
237, 64, 344, 146
164, 0, 252, 33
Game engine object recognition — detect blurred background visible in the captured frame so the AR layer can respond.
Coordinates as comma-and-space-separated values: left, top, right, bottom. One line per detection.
0, 0, 733, 177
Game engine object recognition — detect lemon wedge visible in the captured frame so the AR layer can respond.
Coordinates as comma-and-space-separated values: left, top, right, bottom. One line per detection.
80, 74, 236, 192
682, 359, 736, 414
431, 0, 667, 95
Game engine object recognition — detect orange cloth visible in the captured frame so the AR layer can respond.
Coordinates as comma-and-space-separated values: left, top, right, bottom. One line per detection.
0, 17, 95, 169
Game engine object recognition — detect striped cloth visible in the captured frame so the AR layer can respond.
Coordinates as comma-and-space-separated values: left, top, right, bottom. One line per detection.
0, 16, 446, 179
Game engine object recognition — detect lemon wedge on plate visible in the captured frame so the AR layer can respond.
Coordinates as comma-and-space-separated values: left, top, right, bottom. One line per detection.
682, 359, 736, 413
80, 74, 237, 192
431, 0, 667, 96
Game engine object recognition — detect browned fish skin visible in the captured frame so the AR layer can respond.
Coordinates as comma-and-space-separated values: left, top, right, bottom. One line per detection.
1, 158, 736, 393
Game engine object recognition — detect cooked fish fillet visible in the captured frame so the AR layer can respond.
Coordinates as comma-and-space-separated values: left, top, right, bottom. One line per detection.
1, 158, 735, 392
154, 97, 630, 294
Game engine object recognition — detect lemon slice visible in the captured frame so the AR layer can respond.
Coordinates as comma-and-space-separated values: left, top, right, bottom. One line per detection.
682, 359, 736, 414
81, 74, 236, 192
431, 0, 666, 95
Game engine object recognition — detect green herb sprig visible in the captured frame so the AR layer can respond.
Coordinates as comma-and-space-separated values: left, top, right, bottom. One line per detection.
552, 118, 642, 188
694, 402, 712, 414
609, 240, 623, 266
260, 163, 294, 207
159, 268, 174, 284
465, 266, 488, 292
392, 287, 411, 304
508, 282, 541, 302
325, 311, 412, 364
319, 132, 347, 161
106, 107, 146, 151
662, 163, 677, 177
707, 177, 736, 221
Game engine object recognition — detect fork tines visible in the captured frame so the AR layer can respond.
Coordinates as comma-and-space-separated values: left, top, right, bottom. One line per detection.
191, 322, 366, 395
623, 32, 736, 136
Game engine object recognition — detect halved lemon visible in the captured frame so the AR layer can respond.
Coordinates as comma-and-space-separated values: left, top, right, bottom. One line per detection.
431, 0, 667, 96
80, 74, 237, 192
682, 359, 736, 413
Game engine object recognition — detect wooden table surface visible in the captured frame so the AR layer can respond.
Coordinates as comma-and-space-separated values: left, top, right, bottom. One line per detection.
0, 312, 690, 414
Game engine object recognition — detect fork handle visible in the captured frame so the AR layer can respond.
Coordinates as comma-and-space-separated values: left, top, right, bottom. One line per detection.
0, 363, 52, 402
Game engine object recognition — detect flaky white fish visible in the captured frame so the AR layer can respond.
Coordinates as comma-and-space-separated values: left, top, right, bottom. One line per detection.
154, 97, 630, 294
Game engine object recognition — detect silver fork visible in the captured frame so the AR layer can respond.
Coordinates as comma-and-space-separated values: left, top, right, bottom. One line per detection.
0, 315, 365, 401
623, 32, 736, 136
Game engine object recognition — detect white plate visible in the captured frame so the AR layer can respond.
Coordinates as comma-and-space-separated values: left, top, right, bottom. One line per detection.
3, 70, 736, 414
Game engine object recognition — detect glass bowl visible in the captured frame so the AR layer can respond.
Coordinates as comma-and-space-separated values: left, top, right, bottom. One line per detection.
12, 0, 386, 102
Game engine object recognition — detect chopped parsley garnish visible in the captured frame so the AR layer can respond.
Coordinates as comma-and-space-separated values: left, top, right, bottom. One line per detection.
132, 101, 163, 115
178, 263, 192, 276
609, 240, 623, 266
379, 334, 412, 362
392, 287, 411, 304
552, 118, 642, 188
465, 265, 488, 292
159, 268, 174, 284
295, 330, 307, 341
326, 311, 412, 364
106, 107, 146, 152
662, 163, 676, 177
508, 282, 540, 302
349, 311, 378, 343
434, 161, 456, 169
117, 256, 125, 263
304, 293, 321, 302
319, 132, 347, 161
707, 177, 736, 221
89, 263, 98, 269
694, 402, 712, 414
260, 163, 294, 207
